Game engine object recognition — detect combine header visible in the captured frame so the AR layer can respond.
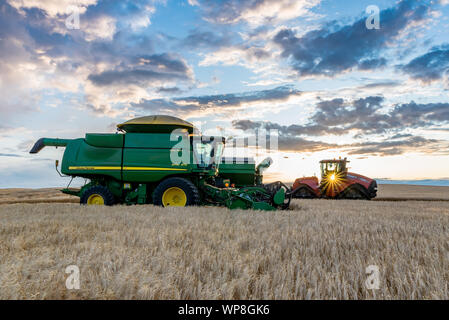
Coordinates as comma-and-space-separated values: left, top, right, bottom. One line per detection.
30, 115, 290, 210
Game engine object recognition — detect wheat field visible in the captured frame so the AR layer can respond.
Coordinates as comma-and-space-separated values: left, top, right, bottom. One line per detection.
1, 184, 449, 205
0, 199, 448, 299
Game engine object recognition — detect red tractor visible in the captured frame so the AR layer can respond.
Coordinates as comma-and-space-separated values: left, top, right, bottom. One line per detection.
292, 158, 377, 200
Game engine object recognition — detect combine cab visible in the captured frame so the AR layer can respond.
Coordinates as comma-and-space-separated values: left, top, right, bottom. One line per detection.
292, 158, 377, 200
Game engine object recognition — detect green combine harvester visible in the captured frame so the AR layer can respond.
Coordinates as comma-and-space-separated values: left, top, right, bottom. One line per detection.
30, 115, 290, 211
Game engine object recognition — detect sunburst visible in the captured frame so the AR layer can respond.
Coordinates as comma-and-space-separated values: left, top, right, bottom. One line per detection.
321, 170, 346, 197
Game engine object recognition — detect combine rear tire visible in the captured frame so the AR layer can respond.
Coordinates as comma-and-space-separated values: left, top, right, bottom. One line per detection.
153, 177, 200, 207
80, 185, 115, 206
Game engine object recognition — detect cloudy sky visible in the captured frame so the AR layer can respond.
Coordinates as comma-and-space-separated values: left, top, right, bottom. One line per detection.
1, 0, 449, 187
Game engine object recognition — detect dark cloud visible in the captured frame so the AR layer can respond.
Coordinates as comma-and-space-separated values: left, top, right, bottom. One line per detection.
88, 69, 187, 86
227, 134, 337, 153
232, 119, 262, 131
0, 2, 36, 64
277, 136, 337, 153
392, 101, 449, 124
400, 45, 449, 81
231, 92, 449, 156
131, 98, 197, 114
273, 0, 432, 77
390, 133, 413, 139
346, 136, 443, 156
180, 85, 300, 106
358, 58, 387, 70
157, 87, 183, 94
132, 85, 301, 113
0, 1, 190, 95
1, 1, 153, 63
228, 127, 444, 155
358, 81, 400, 89
232, 119, 344, 136
310, 97, 386, 131
182, 29, 231, 49
133, 54, 189, 73
233, 97, 449, 138
233, 96, 388, 136
88, 53, 192, 86
0, 153, 22, 158
232, 131, 444, 156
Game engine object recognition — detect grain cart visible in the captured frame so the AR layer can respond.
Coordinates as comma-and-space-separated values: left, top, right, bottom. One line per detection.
30, 115, 290, 210
291, 158, 377, 199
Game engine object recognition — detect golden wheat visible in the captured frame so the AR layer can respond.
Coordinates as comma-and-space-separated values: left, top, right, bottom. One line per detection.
376, 184, 449, 200
0, 200, 448, 299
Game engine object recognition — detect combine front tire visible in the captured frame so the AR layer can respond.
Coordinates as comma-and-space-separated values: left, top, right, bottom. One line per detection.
80, 185, 115, 206
153, 177, 200, 207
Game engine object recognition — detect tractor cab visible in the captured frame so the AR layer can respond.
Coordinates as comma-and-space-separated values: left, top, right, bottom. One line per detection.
319, 158, 349, 197
320, 158, 348, 180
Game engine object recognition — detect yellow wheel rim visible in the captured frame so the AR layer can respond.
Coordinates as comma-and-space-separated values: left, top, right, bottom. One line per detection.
87, 194, 105, 205
162, 187, 187, 207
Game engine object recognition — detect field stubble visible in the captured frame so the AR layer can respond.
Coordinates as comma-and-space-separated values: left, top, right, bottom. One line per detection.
0, 200, 448, 299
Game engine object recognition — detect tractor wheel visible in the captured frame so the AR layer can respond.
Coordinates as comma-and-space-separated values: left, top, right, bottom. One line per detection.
367, 181, 377, 199
292, 185, 317, 199
80, 185, 115, 206
153, 177, 200, 207
339, 184, 369, 200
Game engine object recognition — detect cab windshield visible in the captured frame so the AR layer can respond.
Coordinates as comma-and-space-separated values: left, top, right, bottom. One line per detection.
321, 161, 345, 177
193, 137, 224, 168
